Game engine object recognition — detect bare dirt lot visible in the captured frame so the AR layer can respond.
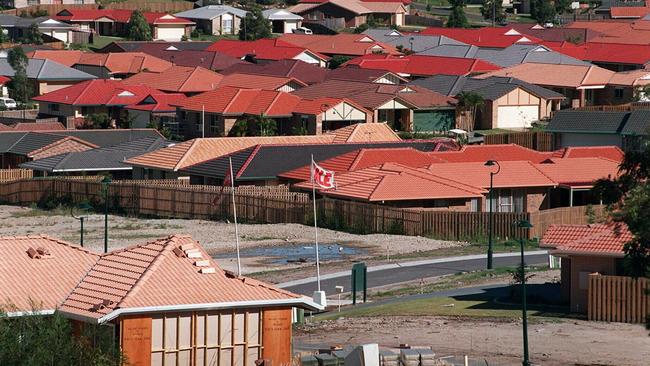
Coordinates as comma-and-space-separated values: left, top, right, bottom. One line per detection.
296, 316, 650, 366
0, 205, 463, 275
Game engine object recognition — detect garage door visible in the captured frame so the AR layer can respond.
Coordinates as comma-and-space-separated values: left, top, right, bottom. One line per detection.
413, 110, 455, 132
52, 31, 68, 43
496, 105, 539, 129
156, 26, 184, 41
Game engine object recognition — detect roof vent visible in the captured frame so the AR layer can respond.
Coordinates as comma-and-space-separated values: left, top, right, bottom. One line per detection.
185, 249, 203, 258
173, 247, 187, 258
92, 299, 115, 312
194, 259, 210, 267
27, 247, 52, 259
200, 267, 216, 274
26, 247, 41, 259
224, 269, 237, 278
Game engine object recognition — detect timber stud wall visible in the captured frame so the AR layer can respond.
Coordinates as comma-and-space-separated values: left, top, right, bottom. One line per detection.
0, 178, 604, 241
588, 274, 649, 323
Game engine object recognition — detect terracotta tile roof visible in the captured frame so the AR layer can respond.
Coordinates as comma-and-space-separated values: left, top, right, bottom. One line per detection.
607, 69, 650, 87
10, 122, 66, 131
295, 162, 485, 201
217, 73, 307, 90
419, 26, 542, 48
566, 20, 650, 45
547, 41, 650, 66
551, 146, 624, 161
278, 33, 399, 56
125, 93, 187, 113
541, 223, 631, 257
221, 59, 330, 85
426, 160, 556, 189
27, 50, 86, 67
533, 157, 620, 188
0, 235, 98, 313
173, 86, 301, 116
342, 54, 501, 77
75, 52, 173, 75
206, 38, 329, 62
329, 122, 400, 143
610, 6, 650, 19
54, 9, 193, 25
428, 144, 552, 163
123, 66, 223, 93
32, 79, 160, 106
475, 62, 615, 88
125, 123, 400, 171
58, 235, 311, 322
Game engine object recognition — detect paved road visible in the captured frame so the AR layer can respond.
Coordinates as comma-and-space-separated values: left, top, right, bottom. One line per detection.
280, 251, 548, 296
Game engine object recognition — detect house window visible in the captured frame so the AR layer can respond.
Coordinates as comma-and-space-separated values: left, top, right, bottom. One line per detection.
81, 106, 88, 115
486, 189, 525, 213
614, 88, 624, 99
49, 103, 60, 112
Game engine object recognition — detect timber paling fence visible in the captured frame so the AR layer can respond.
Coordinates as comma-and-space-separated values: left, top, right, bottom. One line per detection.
483, 131, 555, 152
0, 178, 603, 240
588, 274, 649, 324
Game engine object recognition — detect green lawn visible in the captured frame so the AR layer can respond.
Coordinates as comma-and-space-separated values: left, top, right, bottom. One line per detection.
90, 35, 125, 51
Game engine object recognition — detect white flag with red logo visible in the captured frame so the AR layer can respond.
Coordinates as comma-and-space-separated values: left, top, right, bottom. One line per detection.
311, 160, 335, 189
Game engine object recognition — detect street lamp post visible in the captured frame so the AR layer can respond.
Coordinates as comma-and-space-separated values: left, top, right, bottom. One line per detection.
101, 176, 112, 253
70, 203, 92, 247
516, 219, 533, 366
484, 160, 500, 270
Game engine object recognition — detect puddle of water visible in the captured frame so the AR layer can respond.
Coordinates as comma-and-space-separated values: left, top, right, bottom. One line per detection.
213, 244, 364, 264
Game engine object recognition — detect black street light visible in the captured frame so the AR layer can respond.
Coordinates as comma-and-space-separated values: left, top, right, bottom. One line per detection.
70, 202, 92, 247
101, 176, 112, 253
516, 219, 533, 366
484, 159, 501, 270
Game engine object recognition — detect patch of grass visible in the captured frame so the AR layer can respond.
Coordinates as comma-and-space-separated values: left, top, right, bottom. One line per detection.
10, 207, 68, 218
152, 223, 183, 230
111, 223, 144, 231
473, 128, 519, 135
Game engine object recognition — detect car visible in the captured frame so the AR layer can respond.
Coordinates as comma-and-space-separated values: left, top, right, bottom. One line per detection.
292, 27, 313, 35
0, 97, 17, 109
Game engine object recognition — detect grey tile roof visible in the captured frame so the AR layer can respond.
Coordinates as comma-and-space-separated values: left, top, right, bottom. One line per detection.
20, 137, 169, 173
175, 5, 248, 20
620, 110, 650, 136
0, 57, 96, 81
363, 28, 466, 53
410, 75, 564, 100
181, 141, 451, 180
546, 110, 629, 134
416, 44, 479, 58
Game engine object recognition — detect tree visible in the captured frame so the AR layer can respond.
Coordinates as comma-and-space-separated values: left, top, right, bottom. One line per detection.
0, 26, 8, 44
229, 119, 249, 137
0, 307, 123, 365
456, 91, 484, 130
238, 8, 271, 41
480, 0, 506, 25
7, 47, 31, 106
531, 0, 557, 24
257, 115, 277, 136
86, 113, 112, 129
447, 0, 470, 28
328, 55, 352, 69
22, 23, 42, 45
127, 10, 152, 41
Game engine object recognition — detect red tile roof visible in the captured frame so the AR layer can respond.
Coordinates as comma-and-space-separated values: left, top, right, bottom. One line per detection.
342, 54, 501, 77
295, 162, 486, 202
551, 146, 624, 161
221, 59, 330, 85
206, 38, 329, 62
565, 20, 650, 45
27, 50, 86, 67
125, 93, 187, 113
173, 86, 300, 116
217, 73, 307, 90
428, 144, 553, 164
58, 235, 316, 322
534, 157, 620, 188
546, 41, 650, 66
541, 223, 631, 257
0, 235, 98, 313
54, 9, 193, 25
75, 52, 173, 75
426, 160, 556, 189
419, 27, 543, 48
32, 79, 160, 106
279, 34, 400, 56
609, 6, 650, 19
10, 122, 66, 131
123, 65, 223, 93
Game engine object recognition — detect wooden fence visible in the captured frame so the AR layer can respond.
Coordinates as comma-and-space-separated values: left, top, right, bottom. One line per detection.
0, 169, 32, 182
483, 131, 555, 151
0, 178, 603, 240
588, 274, 649, 323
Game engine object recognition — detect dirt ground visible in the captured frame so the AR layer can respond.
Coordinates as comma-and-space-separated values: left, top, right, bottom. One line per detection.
0, 205, 463, 274
296, 316, 650, 366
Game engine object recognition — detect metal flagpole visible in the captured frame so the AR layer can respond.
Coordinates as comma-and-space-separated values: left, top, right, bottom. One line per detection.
311, 154, 321, 292
230, 157, 242, 276
202, 105, 205, 138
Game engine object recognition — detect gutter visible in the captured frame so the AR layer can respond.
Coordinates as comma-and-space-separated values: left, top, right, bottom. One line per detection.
52, 167, 133, 173
6, 309, 55, 317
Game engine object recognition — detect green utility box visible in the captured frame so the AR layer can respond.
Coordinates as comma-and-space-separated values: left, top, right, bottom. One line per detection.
351, 262, 367, 305
315, 354, 338, 366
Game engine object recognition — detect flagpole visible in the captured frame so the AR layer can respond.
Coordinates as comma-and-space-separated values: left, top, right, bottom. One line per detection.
311, 154, 321, 292
229, 157, 242, 277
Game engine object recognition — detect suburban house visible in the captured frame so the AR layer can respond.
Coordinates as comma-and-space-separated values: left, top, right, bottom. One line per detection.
293, 80, 457, 132
180, 141, 453, 186
206, 39, 329, 67
279, 33, 399, 57
342, 54, 501, 78
71, 52, 174, 79
541, 222, 631, 313
362, 28, 467, 53
32, 79, 160, 124
126, 93, 188, 131
546, 42, 650, 71
0, 15, 84, 44
54, 9, 194, 41
122, 66, 224, 95
418, 26, 542, 48
326, 67, 407, 84
124, 123, 403, 179
0, 234, 321, 366
172, 86, 371, 138
175, 5, 248, 36
262, 9, 303, 34
0, 56, 96, 95
290, 0, 407, 28
217, 73, 307, 92
547, 109, 650, 151
222, 59, 331, 85
410, 75, 565, 129
21, 136, 170, 178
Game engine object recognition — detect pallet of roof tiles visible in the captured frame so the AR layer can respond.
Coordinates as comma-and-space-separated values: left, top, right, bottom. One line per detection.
399, 349, 421, 366
302, 355, 319, 366
315, 353, 339, 366
379, 350, 399, 366
344, 344, 380, 366
332, 349, 352, 366
416, 349, 436, 366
